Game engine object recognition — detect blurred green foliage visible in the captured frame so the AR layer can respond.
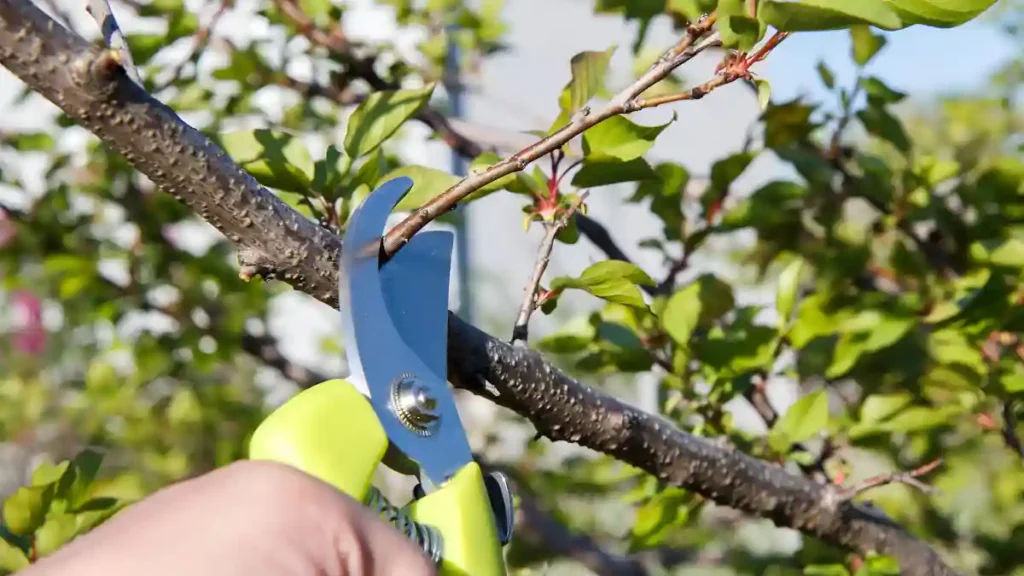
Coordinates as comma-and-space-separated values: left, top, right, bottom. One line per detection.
1, 0, 1021, 574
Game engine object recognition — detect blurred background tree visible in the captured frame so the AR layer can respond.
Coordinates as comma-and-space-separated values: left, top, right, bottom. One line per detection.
0, 0, 1021, 574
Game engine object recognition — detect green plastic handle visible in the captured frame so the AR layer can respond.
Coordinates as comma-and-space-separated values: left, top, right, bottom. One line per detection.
248, 379, 506, 576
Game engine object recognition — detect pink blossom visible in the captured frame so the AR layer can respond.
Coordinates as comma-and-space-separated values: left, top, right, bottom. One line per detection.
10, 290, 45, 354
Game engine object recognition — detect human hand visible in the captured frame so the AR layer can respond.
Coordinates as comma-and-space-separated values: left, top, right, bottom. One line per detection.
19, 460, 437, 576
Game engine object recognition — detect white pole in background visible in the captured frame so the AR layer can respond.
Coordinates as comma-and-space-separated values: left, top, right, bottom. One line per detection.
444, 20, 472, 322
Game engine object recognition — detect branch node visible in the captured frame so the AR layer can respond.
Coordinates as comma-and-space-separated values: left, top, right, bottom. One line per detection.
511, 193, 588, 345
831, 459, 944, 505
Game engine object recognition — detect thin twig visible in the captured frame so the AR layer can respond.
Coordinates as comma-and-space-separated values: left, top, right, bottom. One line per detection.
511, 193, 589, 345
153, 0, 230, 92
1001, 401, 1024, 463
84, 0, 140, 84
380, 21, 723, 259
632, 30, 789, 111
833, 459, 943, 502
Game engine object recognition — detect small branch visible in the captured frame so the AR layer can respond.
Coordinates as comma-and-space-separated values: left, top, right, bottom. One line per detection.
832, 459, 943, 503
242, 333, 328, 389
380, 17, 722, 259
632, 31, 787, 111
511, 194, 588, 345
273, 0, 485, 161
656, 252, 692, 294
153, 0, 230, 92
1001, 401, 1024, 463
84, 0, 140, 84
273, 0, 348, 53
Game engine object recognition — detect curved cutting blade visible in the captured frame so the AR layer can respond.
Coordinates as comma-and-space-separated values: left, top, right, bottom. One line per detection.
338, 177, 473, 487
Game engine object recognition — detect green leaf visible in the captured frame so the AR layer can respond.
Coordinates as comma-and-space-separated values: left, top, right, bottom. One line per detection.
582, 115, 672, 162
550, 261, 655, 309
311, 145, 349, 199
572, 156, 660, 188
7, 132, 55, 151
816, 61, 836, 89
668, 0, 718, 23
849, 25, 887, 66
758, 0, 904, 31
710, 151, 756, 193
68, 450, 104, 507
125, 34, 168, 65
559, 46, 616, 114
761, 99, 817, 149
0, 539, 29, 572
858, 105, 911, 153
694, 324, 779, 377
85, 360, 117, 392
861, 315, 915, 352
719, 180, 807, 231
804, 564, 852, 576
880, 405, 962, 434
628, 488, 693, 551
3, 485, 53, 535
860, 393, 914, 424
536, 316, 597, 354
885, 0, 1000, 28
660, 274, 735, 345
826, 332, 868, 378
299, 0, 334, 27
772, 389, 829, 450
343, 84, 436, 158
167, 387, 203, 426
34, 514, 79, 557
859, 554, 901, 575
860, 77, 906, 106
975, 237, 1024, 269
718, 0, 766, 51
220, 129, 315, 193
999, 363, 1024, 393
913, 155, 959, 186
754, 78, 772, 111
630, 162, 689, 241
379, 165, 460, 211
776, 258, 805, 329
31, 461, 71, 487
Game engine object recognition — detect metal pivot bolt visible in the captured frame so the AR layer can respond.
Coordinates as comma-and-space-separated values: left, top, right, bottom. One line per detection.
390, 373, 441, 436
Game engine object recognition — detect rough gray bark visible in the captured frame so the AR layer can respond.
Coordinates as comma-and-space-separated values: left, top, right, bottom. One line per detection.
0, 2, 958, 574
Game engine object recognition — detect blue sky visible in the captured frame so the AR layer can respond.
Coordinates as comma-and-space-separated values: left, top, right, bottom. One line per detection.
762, 16, 1018, 105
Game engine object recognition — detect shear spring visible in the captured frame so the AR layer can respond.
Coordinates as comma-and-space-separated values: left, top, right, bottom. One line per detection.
365, 487, 443, 564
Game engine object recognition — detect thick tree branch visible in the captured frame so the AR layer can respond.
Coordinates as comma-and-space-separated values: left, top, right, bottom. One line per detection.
0, 3, 958, 575
444, 323, 956, 575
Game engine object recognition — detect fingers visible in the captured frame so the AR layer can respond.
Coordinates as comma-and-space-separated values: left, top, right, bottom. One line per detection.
332, 495, 438, 576
220, 460, 438, 576
20, 460, 438, 576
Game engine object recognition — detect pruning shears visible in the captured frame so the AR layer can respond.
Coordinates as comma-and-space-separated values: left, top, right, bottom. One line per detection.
246, 177, 513, 575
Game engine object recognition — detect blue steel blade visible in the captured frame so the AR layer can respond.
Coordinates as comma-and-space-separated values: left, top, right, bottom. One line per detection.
379, 229, 454, 381
338, 177, 472, 486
